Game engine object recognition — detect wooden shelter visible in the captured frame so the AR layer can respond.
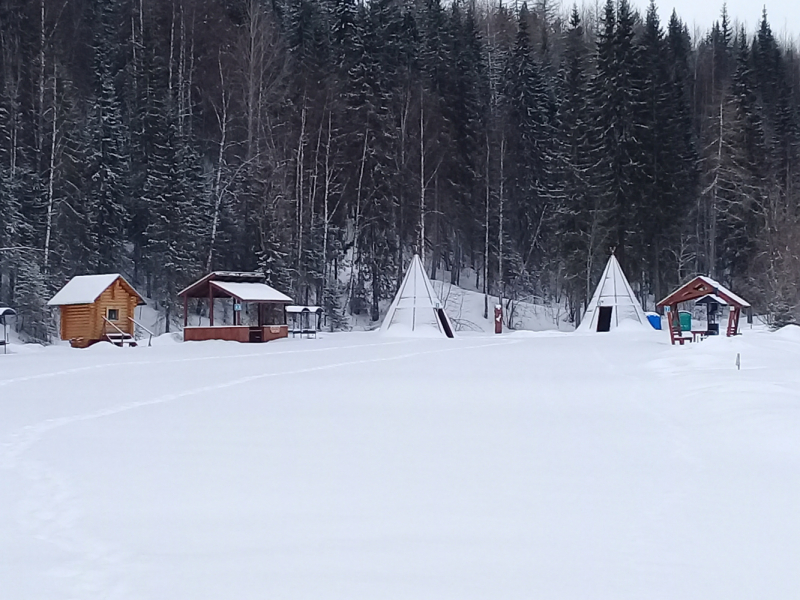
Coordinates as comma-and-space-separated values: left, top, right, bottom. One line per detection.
286, 305, 324, 338
657, 276, 751, 345
179, 272, 293, 343
48, 274, 146, 348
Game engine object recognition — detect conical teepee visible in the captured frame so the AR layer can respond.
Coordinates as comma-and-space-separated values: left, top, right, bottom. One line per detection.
381, 255, 455, 338
577, 254, 647, 332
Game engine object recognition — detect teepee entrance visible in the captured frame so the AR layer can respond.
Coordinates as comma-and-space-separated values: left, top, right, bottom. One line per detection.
381, 255, 455, 338
437, 308, 454, 337
596, 306, 613, 332
577, 254, 647, 332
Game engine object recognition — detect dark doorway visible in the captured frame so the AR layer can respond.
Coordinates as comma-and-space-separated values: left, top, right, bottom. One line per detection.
437, 309, 454, 338
597, 306, 613, 332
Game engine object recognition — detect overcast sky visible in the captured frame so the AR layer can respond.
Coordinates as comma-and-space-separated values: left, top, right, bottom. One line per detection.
626, 1, 796, 39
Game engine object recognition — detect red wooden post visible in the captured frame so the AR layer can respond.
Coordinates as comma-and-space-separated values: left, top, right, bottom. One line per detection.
183, 294, 188, 328
666, 304, 681, 345
209, 286, 214, 326
727, 307, 740, 337
494, 304, 503, 334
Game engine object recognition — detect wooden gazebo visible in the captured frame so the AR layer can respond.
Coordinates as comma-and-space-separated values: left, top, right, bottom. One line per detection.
657, 276, 750, 345
179, 272, 293, 343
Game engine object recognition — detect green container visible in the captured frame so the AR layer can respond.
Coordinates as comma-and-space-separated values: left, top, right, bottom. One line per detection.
679, 311, 692, 332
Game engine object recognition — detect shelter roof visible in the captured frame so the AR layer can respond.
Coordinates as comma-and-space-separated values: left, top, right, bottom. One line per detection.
179, 272, 269, 298
657, 276, 750, 308
48, 274, 145, 306
286, 305, 322, 313
210, 281, 292, 303
696, 276, 750, 307
695, 293, 728, 306
0, 306, 16, 323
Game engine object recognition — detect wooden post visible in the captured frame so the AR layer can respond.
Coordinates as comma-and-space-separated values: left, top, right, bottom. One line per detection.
666, 304, 681, 345
727, 307, 740, 337
183, 294, 188, 328
209, 286, 214, 326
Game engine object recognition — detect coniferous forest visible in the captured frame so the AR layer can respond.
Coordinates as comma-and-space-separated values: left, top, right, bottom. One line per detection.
1, 0, 799, 338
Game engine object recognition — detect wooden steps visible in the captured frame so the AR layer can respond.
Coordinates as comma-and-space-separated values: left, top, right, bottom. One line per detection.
105, 332, 137, 347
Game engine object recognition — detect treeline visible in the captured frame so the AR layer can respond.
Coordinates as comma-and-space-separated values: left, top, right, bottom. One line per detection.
1, 0, 799, 338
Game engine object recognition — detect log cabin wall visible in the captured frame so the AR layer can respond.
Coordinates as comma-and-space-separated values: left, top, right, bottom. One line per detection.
61, 304, 93, 344
93, 279, 136, 339
59, 279, 141, 347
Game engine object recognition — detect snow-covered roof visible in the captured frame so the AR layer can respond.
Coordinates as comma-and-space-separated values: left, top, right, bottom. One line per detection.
286, 305, 322, 313
210, 281, 293, 303
694, 293, 728, 306
696, 276, 750, 308
178, 271, 275, 298
48, 274, 143, 306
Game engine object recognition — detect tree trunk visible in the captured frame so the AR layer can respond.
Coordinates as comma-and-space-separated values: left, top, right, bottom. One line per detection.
484, 131, 491, 319
419, 91, 426, 262
43, 63, 58, 271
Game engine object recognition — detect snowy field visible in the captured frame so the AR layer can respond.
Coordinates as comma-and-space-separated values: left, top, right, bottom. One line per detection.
2, 326, 800, 599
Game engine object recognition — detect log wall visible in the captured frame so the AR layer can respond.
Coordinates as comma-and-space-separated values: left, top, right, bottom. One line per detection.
58, 278, 141, 348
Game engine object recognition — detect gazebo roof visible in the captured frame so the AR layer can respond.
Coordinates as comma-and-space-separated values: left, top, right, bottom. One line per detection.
286, 305, 322, 313
179, 272, 292, 303
657, 275, 750, 309
211, 281, 292, 303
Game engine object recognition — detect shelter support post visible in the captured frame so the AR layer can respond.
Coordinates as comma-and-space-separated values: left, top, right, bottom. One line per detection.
209, 287, 214, 326
666, 304, 683, 345
183, 295, 188, 328
727, 307, 741, 337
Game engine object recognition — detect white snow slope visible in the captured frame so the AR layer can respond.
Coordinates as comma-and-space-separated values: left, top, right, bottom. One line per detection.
1, 326, 800, 599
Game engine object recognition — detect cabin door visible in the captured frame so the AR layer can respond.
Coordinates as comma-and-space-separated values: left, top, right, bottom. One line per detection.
597, 306, 613, 332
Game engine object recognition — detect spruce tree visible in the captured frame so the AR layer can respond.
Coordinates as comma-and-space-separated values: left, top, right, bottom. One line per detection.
556, 6, 605, 322
502, 2, 553, 295
143, 98, 207, 332
84, 0, 130, 273
591, 0, 643, 276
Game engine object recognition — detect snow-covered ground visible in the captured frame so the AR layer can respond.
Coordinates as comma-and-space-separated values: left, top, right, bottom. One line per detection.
2, 325, 800, 599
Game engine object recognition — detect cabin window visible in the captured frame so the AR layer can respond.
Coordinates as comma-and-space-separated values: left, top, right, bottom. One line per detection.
107, 308, 119, 321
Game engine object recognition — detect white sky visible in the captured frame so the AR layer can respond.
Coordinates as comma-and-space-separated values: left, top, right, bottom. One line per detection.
629, 0, 797, 39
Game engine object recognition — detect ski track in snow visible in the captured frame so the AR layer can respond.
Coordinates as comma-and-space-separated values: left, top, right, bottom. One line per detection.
1, 337, 520, 599
0, 338, 416, 389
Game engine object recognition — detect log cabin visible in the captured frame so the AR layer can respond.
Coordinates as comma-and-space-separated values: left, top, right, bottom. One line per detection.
48, 274, 146, 348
